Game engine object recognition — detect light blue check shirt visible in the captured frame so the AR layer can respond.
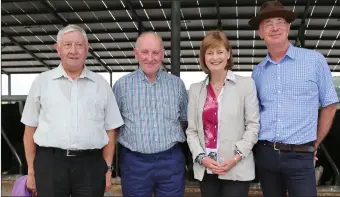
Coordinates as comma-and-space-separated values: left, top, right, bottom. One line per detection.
252, 43, 338, 144
113, 68, 188, 153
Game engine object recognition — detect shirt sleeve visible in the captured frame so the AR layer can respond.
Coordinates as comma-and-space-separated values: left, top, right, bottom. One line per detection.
316, 53, 339, 107
112, 80, 123, 112
178, 79, 188, 121
21, 76, 41, 127
104, 83, 124, 131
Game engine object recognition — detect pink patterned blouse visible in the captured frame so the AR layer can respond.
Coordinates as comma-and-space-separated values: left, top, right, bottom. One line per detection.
202, 83, 218, 149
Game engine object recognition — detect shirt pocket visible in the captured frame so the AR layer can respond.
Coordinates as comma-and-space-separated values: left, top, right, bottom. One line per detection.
284, 79, 317, 100
160, 97, 179, 120
86, 98, 105, 121
40, 96, 64, 123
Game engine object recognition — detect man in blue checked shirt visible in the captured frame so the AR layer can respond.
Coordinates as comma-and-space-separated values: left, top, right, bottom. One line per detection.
249, 1, 338, 197
112, 32, 188, 197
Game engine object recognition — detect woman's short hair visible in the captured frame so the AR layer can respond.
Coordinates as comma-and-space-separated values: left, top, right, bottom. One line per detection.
200, 30, 234, 74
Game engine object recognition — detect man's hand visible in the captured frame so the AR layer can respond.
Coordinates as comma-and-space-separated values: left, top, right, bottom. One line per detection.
26, 173, 37, 196
105, 171, 112, 192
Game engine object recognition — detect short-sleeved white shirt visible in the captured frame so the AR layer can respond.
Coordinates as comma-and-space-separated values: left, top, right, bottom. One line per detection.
21, 64, 124, 150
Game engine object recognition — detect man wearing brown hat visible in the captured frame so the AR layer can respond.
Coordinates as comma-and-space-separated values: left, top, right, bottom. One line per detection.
249, 1, 338, 197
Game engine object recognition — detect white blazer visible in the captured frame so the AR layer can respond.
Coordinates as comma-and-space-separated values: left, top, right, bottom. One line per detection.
186, 71, 260, 181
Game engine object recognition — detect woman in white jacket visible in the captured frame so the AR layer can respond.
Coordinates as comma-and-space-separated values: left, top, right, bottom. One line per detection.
186, 30, 260, 197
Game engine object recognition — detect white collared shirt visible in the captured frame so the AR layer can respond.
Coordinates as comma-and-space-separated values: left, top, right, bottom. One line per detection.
21, 64, 124, 150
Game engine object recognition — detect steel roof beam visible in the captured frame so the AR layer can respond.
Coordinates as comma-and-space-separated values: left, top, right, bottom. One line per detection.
122, 0, 145, 34
3, 25, 337, 37
39, 0, 111, 73
1, 69, 9, 75
1, 31, 51, 70
1, 1, 336, 16
1, 36, 338, 48
2, 13, 338, 27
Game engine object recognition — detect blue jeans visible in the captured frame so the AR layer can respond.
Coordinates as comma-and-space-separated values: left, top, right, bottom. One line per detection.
255, 143, 317, 197
119, 143, 186, 197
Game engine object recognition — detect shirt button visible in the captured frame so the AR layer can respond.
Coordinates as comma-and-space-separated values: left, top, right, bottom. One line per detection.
277, 77, 280, 80
278, 119, 281, 122
278, 91, 281, 93
278, 104, 281, 107
153, 111, 155, 114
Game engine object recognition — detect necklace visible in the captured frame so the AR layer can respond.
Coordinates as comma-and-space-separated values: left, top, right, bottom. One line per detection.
212, 83, 225, 92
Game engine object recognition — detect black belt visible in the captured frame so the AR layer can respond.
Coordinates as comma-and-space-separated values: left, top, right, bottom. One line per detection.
38, 146, 102, 157
257, 140, 315, 152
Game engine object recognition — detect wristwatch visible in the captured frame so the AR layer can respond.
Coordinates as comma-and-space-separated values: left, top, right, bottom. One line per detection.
195, 153, 208, 165
107, 165, 114, 172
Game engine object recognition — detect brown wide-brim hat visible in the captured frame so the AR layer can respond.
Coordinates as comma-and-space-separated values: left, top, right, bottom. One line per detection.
248, 1, 296, 30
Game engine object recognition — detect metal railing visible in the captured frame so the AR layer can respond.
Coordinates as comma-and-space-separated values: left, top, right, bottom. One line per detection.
1, 127, 23, 175
320, 143, 340, 186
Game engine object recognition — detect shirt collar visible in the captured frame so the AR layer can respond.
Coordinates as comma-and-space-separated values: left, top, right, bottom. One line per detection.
205, 70, 236, 85
260, 42, 296, 67
51, 64, 95, 82
137, 67, 162, 82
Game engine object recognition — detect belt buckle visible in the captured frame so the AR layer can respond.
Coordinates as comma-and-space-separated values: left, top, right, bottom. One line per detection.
66, 150, 76, 156
273, 142, 279, 151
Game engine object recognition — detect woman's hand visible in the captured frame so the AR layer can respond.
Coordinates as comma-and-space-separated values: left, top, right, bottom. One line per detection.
217, 157, 238, 174
202, 157, 226, 174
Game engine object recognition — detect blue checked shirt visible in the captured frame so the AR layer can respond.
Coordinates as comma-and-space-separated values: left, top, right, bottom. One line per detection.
252, 43, 338, 144
113, 68, 188, 153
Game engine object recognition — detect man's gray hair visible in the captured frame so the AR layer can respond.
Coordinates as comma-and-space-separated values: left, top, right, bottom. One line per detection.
135, 31, 163, 49
56, 24, 88, 44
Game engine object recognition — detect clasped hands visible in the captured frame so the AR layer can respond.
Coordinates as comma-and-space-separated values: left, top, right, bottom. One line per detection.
202, 156, 237, 175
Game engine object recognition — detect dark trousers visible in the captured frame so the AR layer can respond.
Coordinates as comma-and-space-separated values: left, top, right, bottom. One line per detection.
255, 143, 317, 197
34, 146, 107, 197
200, 173, 251, 197
119, 143, 186, 197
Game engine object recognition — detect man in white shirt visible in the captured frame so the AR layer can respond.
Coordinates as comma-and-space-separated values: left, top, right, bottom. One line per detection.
21, 24, 124, 197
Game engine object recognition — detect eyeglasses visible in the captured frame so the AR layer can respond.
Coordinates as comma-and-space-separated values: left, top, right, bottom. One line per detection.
263, 19, 287, 28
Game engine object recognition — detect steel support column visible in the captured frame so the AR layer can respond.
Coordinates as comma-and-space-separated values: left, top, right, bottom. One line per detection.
110, 72, 113, 87
8, 74, 11, 95
171, 0, 181, 77
216, 0, 222, 30
295, 0, 311, 47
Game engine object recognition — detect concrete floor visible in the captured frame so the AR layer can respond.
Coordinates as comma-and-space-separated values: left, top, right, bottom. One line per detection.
2, 175, 340, 196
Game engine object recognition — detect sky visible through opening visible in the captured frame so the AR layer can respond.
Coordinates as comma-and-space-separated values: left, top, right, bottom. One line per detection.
2, 72, 340, 96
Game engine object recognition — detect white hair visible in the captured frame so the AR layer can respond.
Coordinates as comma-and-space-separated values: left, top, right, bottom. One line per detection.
56, 24, 88, 45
